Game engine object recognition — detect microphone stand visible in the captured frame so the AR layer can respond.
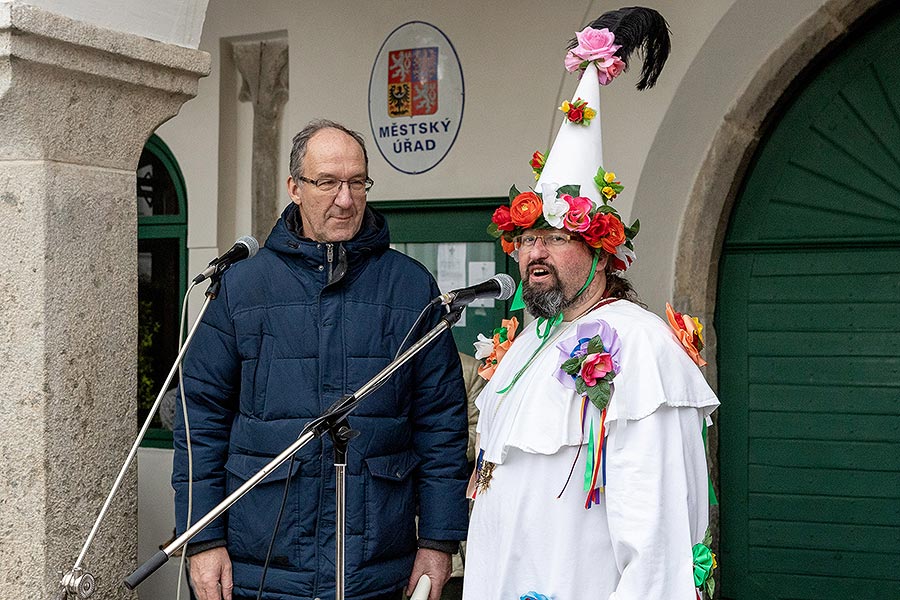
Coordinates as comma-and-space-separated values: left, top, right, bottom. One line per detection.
56, 278, 223, 600
124, 304, 466, 598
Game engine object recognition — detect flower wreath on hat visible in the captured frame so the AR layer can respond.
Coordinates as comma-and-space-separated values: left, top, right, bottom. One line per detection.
488, 169, 639, 273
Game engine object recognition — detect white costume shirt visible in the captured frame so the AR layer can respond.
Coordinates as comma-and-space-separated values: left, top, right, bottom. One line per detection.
463, 300, 719, 600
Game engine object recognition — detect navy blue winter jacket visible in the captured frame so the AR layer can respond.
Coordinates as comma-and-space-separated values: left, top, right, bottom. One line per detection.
173, 204, 469, 600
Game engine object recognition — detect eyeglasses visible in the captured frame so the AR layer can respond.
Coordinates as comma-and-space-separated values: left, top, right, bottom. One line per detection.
513, 232, 576, 250
298, 176, 374, 194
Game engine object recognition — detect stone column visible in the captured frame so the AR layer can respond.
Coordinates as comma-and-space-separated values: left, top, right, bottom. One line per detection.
232, 38, 289, 244
0, 4, 209, 599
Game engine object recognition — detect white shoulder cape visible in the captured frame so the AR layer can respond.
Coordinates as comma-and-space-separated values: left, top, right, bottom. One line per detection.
475, 300, 719, 464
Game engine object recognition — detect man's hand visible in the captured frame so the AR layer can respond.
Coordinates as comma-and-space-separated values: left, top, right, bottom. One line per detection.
406, 547, 452, 600
189, 547, 233, 600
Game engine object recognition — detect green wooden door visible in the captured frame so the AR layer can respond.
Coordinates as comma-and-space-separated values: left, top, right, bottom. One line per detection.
716, 9, 900, 599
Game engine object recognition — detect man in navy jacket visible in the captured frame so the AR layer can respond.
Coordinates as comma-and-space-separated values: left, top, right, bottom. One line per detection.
173, 120, 469, 600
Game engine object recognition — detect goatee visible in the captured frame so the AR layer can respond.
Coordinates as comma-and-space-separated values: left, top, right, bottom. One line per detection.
522, 264, 578, 319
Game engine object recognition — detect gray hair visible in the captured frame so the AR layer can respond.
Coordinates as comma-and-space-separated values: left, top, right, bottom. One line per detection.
289, 119, 369, 179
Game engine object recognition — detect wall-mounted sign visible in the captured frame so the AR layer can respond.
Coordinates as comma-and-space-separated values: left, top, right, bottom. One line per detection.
369, 21, 464, 175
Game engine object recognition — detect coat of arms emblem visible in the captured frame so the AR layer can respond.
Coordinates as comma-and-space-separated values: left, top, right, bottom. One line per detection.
388, 47, 439, 117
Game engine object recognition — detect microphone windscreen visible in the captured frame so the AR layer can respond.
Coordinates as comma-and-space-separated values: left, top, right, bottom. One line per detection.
492, 273, 516, 301
237, 236, 260, 257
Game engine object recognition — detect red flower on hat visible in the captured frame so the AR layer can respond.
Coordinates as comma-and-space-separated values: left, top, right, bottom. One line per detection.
600, 216, 626, 254
581, 212, 612, 248
510, 191, 542, 228
530, 150, 546, 180
492, 205, 515, 232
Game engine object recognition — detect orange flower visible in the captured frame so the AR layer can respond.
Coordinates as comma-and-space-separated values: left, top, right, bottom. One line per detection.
477, 317, 519, 380
509, 191, 542, 228
500, 236, 516, 255
666, 303, 707, 367
600, 215, 626, 254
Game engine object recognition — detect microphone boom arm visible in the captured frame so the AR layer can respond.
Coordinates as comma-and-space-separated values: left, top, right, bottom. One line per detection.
124, 305, 465, 591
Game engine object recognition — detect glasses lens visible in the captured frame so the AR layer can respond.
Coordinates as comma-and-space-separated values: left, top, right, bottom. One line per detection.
316, 179, 338, 192
546, 234, 569, 247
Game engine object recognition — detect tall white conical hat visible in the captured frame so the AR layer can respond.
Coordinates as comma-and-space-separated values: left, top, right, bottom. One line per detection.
536, 62, 604, 206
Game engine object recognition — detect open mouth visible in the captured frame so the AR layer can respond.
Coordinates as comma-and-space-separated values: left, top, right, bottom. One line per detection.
527, 263, 555, 284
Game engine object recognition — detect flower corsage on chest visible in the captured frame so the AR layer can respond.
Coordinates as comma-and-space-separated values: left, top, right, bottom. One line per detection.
554, 320, 622, 409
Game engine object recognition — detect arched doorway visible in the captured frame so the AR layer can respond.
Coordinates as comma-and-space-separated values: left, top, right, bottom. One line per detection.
716, 8, 900, 599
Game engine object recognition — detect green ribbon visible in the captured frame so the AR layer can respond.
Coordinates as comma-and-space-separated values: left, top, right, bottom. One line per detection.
497, 249, 601, 396
496, 313, 562, 395
584, 418, 595, 491
692, 543, 715, 587
702, 422, 718, 506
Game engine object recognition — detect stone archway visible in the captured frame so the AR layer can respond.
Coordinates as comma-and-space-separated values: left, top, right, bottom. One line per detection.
673, 0, 887, 351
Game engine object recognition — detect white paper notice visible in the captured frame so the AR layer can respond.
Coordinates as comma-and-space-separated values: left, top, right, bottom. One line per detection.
467, 261, 496, 308
437, 243, 467, 326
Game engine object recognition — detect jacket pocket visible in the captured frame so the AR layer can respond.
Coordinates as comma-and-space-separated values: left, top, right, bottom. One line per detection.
223, 453, 304, 569
362, 451, 420, 564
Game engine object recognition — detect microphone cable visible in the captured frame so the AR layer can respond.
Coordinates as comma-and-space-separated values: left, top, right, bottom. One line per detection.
176, 281, 198, 600
254, 454, 297, 600
394, 301, 441, 361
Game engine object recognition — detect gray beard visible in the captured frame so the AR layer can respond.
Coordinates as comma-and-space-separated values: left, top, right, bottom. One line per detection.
522, 278, 577, 319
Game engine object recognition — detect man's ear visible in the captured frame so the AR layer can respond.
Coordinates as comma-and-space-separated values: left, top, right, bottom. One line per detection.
287, 176, 302, 205
596, 251, 610, 272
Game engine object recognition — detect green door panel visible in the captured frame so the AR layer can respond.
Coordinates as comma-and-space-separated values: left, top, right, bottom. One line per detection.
717, 8, 900, 599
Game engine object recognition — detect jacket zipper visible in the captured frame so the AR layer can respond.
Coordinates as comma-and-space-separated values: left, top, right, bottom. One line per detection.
326, 243, 334, 283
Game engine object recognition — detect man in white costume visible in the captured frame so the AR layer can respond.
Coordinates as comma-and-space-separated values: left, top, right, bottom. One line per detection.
464, 8, 719, 600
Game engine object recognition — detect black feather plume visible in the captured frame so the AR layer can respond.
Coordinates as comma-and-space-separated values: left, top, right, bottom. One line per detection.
568, 6, 671, 90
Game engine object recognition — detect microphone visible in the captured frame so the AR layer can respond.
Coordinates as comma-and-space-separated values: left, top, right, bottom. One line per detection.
435, 273, 516, 308
192, 236, 259, 283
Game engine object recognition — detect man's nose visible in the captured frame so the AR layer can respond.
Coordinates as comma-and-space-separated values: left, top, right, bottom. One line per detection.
529, 237, 551, 257
333, 182, 355, 207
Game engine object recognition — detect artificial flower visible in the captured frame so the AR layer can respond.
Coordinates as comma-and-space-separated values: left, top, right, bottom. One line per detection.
555, 320, 621, 409
563, 194, 593, 232
541, 185, 569, 229
564, 26, 620, 73
476, 317, 519, 380
559, 97, 596, 126
581, 212, 611, 248
509, 191, 542, 228
613, 243, 636, 272
692, 541, 717, 598
596, 56, 627, 86
600, 216, 626, 254
666, 303, 707, 367
491, 205, 514, 232
473, 333, 493, 360
530, 150, 546, 180
594, 166, 624, 200
500, 236, 516, 255
580, 352, 614, 386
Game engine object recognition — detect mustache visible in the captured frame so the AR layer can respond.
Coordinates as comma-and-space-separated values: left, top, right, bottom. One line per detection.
525, 259, 559, 280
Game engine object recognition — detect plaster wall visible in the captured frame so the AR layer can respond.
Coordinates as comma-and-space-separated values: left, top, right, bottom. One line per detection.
157, 0, 845, 322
